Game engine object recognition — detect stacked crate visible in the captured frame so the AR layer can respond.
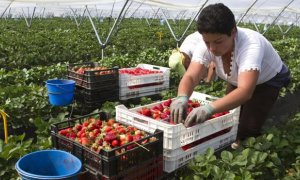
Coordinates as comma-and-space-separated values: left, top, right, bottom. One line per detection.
67, 62, 119, 113
51, 112, 164, 179
119, 64, 170, 100
115, 92, 240, 173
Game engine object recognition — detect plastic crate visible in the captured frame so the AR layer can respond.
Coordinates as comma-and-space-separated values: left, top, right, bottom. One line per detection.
75, 86, 119, 102
51, 112, 163, 178
119, 81, 169, 100
163, 125, 237, 173
116, 92, 240, 150
67, 62, 119, 86
82, 155, 164, 180
119, 64, 170, 88
69, 76, 119, 90
119, 90, 164, 101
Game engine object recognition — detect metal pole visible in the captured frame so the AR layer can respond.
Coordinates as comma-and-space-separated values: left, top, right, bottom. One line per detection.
263, 0, 295, 35
161, 0, 209, 43
1, 0, 14, 18
237, 0, 259, 25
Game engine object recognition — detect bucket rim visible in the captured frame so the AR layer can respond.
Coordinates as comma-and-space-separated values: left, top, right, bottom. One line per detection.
46, 79, 75, 85
15, 149, 82, 179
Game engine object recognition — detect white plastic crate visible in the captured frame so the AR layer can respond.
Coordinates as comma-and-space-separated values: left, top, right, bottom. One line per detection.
119, 81, 169, 100
119, 64, 170, 88
116, 92, 240, 150
120, 89, 165, 101
163, 125, 238, 173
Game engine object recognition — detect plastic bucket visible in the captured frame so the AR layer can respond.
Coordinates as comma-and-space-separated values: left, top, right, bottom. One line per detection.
15, 150, 82, 180
46, 79, 75, 106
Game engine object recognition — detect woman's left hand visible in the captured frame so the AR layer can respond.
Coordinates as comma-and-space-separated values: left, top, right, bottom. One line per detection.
184, 104, 215, 127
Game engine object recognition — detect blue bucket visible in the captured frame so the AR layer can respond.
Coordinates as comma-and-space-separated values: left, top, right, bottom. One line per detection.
46, 79, 75, 106
15, 150, 82, 180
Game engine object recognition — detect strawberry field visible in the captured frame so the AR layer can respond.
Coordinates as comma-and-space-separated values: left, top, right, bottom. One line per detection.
1, 17, 300, 179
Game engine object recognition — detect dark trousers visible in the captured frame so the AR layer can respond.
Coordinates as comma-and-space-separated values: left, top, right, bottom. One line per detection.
237, 83, 280, 140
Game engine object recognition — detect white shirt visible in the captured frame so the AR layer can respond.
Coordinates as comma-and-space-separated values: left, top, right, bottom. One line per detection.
192, 27, 283, 86
180, 32, 202, 58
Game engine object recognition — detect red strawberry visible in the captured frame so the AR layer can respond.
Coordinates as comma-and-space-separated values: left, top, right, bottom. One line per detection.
81, 137, 89, 146
107, 119, 115, 126
140, 107, 151, 117
104, 132, 117, 142
126, 134, 133, 142
160, 113, 169, 119
157, 104, 163, 111
162, 99, 172, 107
59, 129, 68, 136
111, 139, 119, 147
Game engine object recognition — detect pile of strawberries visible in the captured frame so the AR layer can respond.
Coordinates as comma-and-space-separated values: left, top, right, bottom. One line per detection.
119, 67, 162, 75
137, 98, 229, 125
58, 118, 156, 154
137, 99, 201, 124
73, 66, 114, 75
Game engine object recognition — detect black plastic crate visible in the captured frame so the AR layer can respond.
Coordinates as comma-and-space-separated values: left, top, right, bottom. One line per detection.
51, 112, 163, 178
68, 76, 119, 90
67, 62, 119, 84
74, 86, 119, 102
79, 155, 164, 180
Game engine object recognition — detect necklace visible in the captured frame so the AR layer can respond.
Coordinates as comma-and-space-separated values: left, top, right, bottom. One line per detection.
222, 50, 234, 77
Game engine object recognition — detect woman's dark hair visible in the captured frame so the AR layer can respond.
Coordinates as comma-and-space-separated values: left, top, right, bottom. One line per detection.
197, 3, 236, 36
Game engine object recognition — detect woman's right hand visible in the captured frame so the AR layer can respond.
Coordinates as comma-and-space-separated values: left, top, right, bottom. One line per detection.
170, 96, 189, 124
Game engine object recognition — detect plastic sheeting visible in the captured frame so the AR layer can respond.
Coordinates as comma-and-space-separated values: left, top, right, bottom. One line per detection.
1, 0, 300, 26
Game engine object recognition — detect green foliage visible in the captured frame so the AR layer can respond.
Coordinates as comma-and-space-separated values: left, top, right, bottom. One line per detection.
186, 112, 300, 179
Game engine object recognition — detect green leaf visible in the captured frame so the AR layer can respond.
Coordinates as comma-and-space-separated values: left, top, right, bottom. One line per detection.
240, 169, 254, 180
257, 152, 268, 164
295, 146, 300, 155
249, 151, 259, 165
212, 165, 221, 176
221, 151, 233, 164
206, 148, 215, 160
245, 137, 256, 147
278, 139, 290, 148
232, 154, 248, 166
266, 134, 274, 141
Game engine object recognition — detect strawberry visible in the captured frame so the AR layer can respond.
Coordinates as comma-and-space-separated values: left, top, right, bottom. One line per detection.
81, 137, 89, 146
111, 139, 119, 147
107, 119, 115, 126
93, 129, 100, 136
191, 102, 200, 108
103, 125, 113, 133
134, 130, 143, 136
152, 112, 160, 120
126, 134, 133, 142
104, 132, 117, 142
117, 127, 126, 134
80, 132, 87, 138
89, 131, 96, 140
139, 107, 151, 117
59, 129, 68, 136
162, 99, 172, 107
160, 112, 168, 119
157, 104, 163, 111
82, 121, 89, 127
95, 119, 102, 127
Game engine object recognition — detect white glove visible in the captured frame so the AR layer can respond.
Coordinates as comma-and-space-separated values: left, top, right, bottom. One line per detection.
184, 104, 215, 127
170, 95, 188, 124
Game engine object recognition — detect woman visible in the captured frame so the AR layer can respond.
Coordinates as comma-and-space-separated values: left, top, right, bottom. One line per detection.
170, 3, 291, 148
